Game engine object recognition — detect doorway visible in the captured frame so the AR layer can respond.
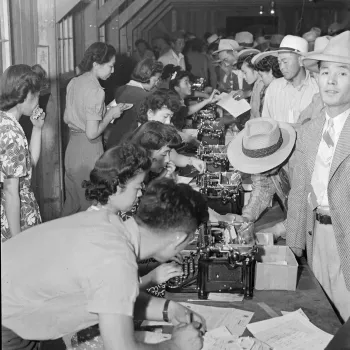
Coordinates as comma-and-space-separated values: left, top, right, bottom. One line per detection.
226, 16, 278, 37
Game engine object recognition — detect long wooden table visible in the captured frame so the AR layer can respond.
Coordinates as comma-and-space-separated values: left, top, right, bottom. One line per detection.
166, 257, 341, 336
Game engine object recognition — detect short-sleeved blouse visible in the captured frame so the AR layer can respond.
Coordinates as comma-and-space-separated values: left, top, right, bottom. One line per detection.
0, 111, 42, 241
65, 72, 106, 131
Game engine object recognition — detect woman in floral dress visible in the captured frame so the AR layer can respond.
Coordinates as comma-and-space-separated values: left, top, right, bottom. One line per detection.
0, 64, 46, 242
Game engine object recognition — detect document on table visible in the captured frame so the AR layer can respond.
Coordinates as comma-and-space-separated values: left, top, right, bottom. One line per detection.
247, 310, 333, 350
141, 303, 254, 336
216, 94, 251, 117
281, 308, 309, 320
134, 331, 171, 344
181, 302, 254, 336
177, 176, 194, 184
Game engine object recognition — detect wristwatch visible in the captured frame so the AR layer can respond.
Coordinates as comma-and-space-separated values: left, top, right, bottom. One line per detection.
188, 157, 193, 166
162, 299, 171, 322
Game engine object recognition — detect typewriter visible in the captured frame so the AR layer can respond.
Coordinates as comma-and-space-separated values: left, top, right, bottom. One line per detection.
196, 171, 244, 215
191, 77, 207, 92
197, 120, 225, 145
197, 144, 229, 172
166, 221, 257, 299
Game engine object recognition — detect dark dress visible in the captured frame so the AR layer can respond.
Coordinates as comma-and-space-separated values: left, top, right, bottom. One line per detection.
106, 84, 149, 149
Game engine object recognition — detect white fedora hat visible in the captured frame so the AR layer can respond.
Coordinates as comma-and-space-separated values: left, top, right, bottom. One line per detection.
250, 35, 307, 64
227, 118, 296, 174
213, 39, 241, 54
302, 31, 350, 73
207, 34, 220, 45
235, 31, 254, 48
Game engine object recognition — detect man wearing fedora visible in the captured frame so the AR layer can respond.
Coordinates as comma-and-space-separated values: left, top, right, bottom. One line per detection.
227, 118, 296, 239
287, 31, 350, 322
261, 35, 319, 125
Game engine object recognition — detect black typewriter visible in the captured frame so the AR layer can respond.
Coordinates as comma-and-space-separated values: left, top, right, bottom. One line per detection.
197, 144, 229, 172
197, 120, 225, 145
166, 221, 257, 299
191, 77, 207, 92
196, 171, 244, 214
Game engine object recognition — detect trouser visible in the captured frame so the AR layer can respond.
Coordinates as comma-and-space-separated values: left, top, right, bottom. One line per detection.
1, 326, 66, 350
312, 221, 350, 323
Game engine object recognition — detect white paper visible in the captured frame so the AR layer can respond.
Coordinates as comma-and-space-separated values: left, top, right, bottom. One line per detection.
247, 311, 333, 350
216, 95, 251, 117
182, 128, 198, 138
177, 176, 194, 184
281, 308, 309, 320
206, 325, 232, 338
181, 302, 254, 336
134, 331, 171, 344
208, 293, 244, 302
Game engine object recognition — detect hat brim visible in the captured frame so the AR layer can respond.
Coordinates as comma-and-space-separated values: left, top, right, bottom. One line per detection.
251, 51, 277, 64
302, 53, 350, 73
238, 48, 261, 57
213, 46, 243, 55
227, 122, 296, 174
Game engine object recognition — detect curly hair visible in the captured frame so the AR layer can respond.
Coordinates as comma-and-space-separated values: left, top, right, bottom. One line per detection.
161, 64, 182, 81
135, 178, 209, 235
169, 70, 192, 91
82, 144, 151, 205
138, 89, 181, 124
237, 53, 256, 70
78, 42, 116, 73
131, 58, 163, 83
126, 121, 182, 154
0, 64, 47, 111
254, 55, 283, 79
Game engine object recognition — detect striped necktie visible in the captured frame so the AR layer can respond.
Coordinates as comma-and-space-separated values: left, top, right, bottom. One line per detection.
323, 118, 335, 148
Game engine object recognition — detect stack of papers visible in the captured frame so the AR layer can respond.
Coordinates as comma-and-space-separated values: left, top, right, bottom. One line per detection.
247, 310, 333, 350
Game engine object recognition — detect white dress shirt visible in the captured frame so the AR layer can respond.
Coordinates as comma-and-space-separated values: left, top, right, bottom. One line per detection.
312, 109, 350, 210
158, 49, 186, 70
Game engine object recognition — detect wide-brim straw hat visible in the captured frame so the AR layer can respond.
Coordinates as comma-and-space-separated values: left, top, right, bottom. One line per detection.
227, 118, 296, 174
207, 34, 220, 45
250, 35, 308, 64
238, 48, 261, 58
235, 31, 254, 49
213, 39, 241, 55
302, 31, 350, 73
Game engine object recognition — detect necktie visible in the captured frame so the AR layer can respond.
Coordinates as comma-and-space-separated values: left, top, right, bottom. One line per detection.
323, 118, 335, 149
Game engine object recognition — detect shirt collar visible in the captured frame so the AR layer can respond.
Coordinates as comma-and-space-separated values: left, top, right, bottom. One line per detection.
282, 71, 312, 91
127, 80, 145, 90
171, 49, 184, 60
325, 108, 350, 131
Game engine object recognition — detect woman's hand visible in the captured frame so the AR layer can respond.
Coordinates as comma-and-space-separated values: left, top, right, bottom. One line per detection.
148, 262, 183, 285
30, 110, 46, 129
189, 157, 206, 174
168, 301, 207, 333
205, 89, 220, 104
164, 161, 176, 178
105, 105, 123, 123
170, 253, 183, 264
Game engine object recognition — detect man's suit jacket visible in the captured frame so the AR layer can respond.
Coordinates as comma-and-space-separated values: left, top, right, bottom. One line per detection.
286, 110, 350, 290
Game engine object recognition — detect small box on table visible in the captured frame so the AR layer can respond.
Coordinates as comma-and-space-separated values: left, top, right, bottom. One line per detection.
255, 246, 298, 291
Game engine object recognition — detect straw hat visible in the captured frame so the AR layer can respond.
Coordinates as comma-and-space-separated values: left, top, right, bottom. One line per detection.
207, 34, 220, 45
250, 35, 308, 65
213, 39, 241, 54
227, 118, 296, 174
311, 36, 331, 53
238, 48, 261, 58
302, 31, 350, 73
235, 31, 254, 48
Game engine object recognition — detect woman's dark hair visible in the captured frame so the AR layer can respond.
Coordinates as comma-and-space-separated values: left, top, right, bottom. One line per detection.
169, 70, 192, 91
82, 144, 151, 205
255, 55, 283, 78
0, 64, 47, 111
78, 42, 117, 73
207, 42, 219, 53
135, 39, 150, 49
131, 58, 163, 83
161, 64, 182, 81
127, 121, 182, 153
135, 178, 209, 235
138, 89, 181, 124
237, 53, 256, 70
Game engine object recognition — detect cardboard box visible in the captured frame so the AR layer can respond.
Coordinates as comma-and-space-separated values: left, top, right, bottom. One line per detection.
255, 246, 298, 291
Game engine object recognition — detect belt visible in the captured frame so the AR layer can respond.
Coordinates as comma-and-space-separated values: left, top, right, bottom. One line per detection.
315, 212, 332, 225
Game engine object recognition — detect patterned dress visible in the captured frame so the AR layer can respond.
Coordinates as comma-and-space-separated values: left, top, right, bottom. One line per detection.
0, 111, 41, 242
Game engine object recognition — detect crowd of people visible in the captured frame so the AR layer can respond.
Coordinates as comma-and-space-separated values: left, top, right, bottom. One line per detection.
1, 20, 350, 350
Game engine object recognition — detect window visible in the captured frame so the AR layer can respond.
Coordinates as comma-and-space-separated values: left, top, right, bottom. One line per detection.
98, 0, 106, 42
0, 0, 12, 72
58, 15, 74, 74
